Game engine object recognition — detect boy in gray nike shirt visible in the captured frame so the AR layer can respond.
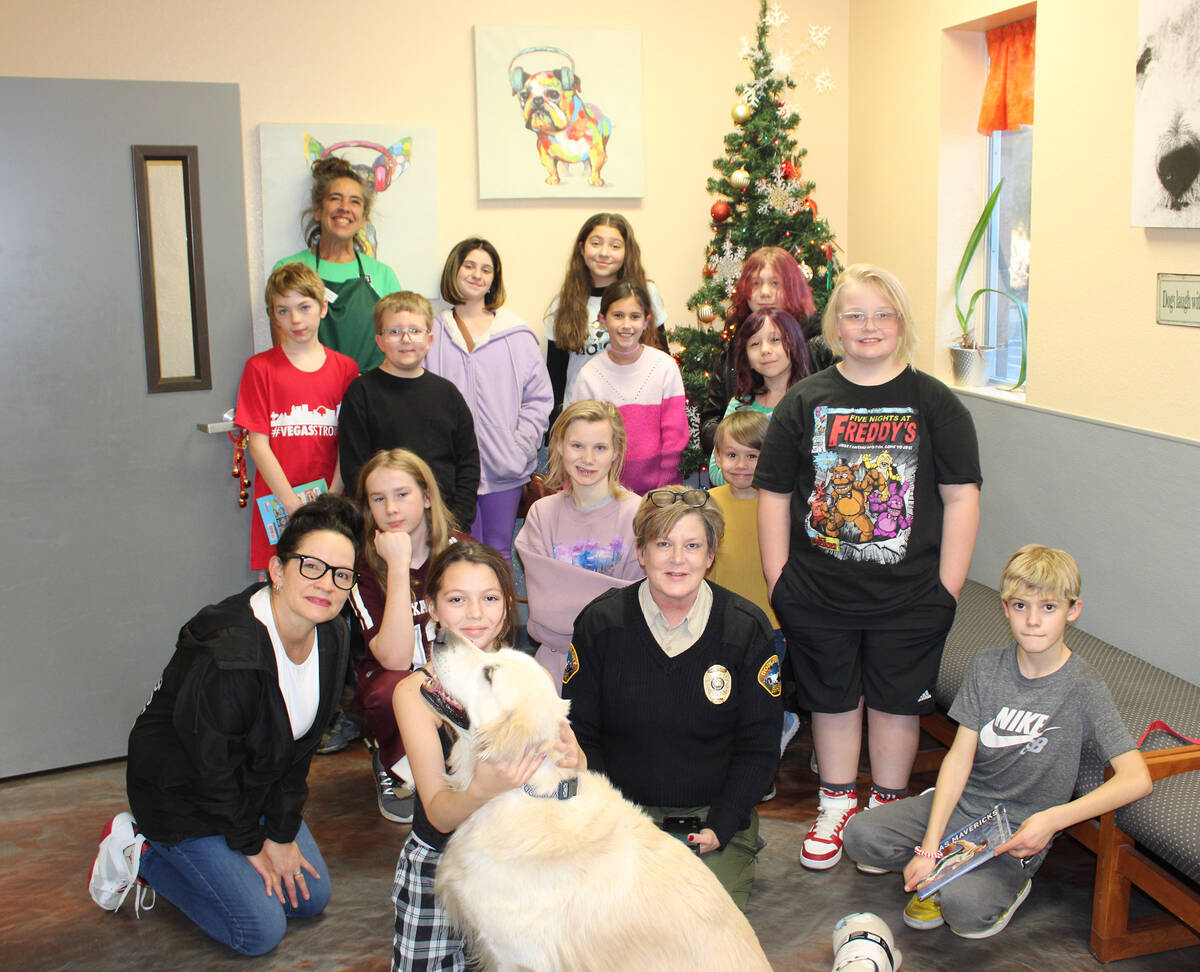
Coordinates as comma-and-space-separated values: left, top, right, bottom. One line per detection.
844, 545, 1152, 939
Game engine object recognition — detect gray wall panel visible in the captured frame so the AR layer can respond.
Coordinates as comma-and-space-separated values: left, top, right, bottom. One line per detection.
960, 391, 1198, 685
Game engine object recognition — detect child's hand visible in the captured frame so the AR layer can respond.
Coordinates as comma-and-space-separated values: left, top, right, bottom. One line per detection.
281, 490, 304, 515
902, 853, 938, 892
995, 810, 1057, 861
375, 529, 413, 569
471, 748, 546, 801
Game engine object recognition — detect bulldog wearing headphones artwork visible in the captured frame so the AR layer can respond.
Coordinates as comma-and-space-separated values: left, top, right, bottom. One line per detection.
509, 47, 612, 186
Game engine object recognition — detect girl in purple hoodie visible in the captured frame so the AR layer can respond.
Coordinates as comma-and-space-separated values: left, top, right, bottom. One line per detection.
426, 238, 552, 561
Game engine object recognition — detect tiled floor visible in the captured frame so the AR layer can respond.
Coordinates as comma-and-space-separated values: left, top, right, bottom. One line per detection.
2, 727, 1196, 970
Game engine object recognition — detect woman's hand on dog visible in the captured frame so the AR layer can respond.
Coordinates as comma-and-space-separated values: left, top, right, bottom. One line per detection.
553, 723, 587, 771
687, 828, 721, 854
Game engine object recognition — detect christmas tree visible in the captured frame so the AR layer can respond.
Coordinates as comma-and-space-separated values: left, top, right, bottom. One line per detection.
674, 0, 841, 477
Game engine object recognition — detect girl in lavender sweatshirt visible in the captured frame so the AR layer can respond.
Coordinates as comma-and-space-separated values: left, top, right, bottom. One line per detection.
515, 400, 645, 690
567, 283, 688, 493
426, 238, 552, 561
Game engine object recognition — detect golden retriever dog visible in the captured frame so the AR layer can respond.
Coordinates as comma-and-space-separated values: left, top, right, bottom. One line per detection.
425, 631, 771, 972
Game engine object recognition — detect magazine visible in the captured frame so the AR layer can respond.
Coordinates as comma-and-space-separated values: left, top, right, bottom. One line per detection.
915, 803, 1012, 900
256, 478, 328, 545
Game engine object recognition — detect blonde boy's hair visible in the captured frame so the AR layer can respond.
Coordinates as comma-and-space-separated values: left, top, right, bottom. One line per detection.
265, 262, 325, 314
715, 409, 770, 453
1000, 544, 1082, 603
545, 400, 628, 495
821, 263, 920, 364
374, 291, 433, 332
632, 485, 725, 556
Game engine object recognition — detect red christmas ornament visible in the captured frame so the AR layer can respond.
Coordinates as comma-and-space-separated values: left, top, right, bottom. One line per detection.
229, 430, 250, 509
710, 200, 732, 223
803, 197, 819, 214
781, 159, 795, 179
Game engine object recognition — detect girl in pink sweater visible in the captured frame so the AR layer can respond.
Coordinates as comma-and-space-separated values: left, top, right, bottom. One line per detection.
567, 283, 688, 493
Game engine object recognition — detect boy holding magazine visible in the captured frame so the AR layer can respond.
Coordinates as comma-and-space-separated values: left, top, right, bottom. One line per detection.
844, 545, 1151, 939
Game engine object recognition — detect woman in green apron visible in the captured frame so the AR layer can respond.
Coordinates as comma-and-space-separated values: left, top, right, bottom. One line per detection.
275, 156, 401, 372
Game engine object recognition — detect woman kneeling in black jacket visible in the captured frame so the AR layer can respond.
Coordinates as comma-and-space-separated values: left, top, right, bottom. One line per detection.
121, 494, 362, 955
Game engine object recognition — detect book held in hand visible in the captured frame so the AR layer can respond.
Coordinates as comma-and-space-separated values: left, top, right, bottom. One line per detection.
916, 803, 1013, 900
257, 479, 328, 545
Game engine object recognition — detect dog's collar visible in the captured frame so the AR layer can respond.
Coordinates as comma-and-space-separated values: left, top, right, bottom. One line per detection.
522, 777, 579, 801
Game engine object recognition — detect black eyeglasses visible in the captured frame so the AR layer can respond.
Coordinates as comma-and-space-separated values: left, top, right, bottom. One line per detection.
646, 488, 709, 509
284, 554, 358, 591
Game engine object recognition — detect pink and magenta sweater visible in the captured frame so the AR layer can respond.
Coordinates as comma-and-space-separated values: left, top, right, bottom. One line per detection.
568, 347, 688, 493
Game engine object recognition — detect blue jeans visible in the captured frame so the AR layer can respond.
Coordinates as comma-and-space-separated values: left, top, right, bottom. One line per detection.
139, 819, 330, 956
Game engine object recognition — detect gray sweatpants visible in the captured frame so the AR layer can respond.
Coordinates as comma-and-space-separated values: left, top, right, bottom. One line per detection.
843, 792, 1041, 935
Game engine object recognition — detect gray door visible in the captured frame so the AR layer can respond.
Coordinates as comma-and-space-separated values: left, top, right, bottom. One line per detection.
0, 78, 253, 776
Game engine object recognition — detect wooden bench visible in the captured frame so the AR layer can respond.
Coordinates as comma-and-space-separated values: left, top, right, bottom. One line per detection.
917, 580, 1200, 962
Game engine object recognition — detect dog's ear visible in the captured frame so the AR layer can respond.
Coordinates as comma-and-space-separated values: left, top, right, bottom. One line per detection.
476, 708, 550, 764
509, 67, 528, 95
557, 67, 577, 91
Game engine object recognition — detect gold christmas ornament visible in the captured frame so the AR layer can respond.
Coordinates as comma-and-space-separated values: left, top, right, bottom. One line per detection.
730, 168, 751, 190
696, 303, 717, 324
800, 262, 814, 281
731, 101, 753, 125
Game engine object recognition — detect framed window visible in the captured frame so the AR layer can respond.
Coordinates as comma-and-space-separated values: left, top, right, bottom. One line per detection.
982, 123, 1032, 387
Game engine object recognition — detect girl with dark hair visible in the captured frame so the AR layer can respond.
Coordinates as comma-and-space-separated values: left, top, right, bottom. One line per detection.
390, 541, 584, 971
568, 283, 688, 494
274, 156, 402, 372
425, 238, 551, 562
544, 213, 667, 425
707, 307, 811, 487
699, 246, 833, 455
104, 495, 363, 956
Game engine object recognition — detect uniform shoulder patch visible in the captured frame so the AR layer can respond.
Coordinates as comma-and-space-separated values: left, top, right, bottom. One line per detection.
758, 655, 782, 698
562, 643, 580, 685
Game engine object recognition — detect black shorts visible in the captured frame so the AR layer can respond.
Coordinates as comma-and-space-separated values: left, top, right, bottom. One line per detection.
775, 586, 957, 715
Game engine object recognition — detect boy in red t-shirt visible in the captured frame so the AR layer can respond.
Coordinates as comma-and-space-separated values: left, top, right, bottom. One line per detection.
236, 263, 359, 571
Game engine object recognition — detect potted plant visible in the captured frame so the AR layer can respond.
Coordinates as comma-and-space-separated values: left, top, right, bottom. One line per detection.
952, 178, 1028, 389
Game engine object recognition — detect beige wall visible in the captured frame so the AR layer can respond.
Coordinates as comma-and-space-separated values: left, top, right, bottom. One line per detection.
3, 0, 848, 346
848, 0, 1200, 440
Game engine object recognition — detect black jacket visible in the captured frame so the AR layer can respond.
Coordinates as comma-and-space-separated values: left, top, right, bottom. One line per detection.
126, 584, 349, 854
698, 315, 836, 455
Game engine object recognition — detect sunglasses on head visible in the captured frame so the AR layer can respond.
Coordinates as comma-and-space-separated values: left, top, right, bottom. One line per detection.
646, 488, 709, 509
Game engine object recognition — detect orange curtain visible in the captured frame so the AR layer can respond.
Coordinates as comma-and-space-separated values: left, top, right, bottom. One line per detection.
977, 18, 1035, 135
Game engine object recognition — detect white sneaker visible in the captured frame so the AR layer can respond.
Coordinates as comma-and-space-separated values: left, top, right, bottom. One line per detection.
801, 791, 858, 870
89, 812, 155, 915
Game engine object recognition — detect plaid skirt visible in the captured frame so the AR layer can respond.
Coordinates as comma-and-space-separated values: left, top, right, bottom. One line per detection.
392, 834, 466, 972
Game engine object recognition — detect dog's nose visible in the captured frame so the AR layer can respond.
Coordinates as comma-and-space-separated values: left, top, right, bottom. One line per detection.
532, 96, 543, 109
1157, 142, 1200, 204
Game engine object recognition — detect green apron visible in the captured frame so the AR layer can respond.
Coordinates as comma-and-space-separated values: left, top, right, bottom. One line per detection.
316, 251, 383, 372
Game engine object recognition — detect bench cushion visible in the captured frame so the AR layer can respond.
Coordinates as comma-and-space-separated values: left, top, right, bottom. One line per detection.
938, 579, 1200, 886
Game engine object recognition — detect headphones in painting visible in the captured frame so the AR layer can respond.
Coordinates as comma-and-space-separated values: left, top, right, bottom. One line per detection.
508, 46, 577, 94
320, 139, 412, 193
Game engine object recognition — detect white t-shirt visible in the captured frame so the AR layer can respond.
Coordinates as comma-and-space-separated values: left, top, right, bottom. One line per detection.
251, 586, 320, 740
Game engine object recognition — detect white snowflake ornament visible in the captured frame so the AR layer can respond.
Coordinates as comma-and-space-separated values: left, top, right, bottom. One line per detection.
765, 4, 789, 28
809, 25, 832, 48
707, 239, 748, 298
